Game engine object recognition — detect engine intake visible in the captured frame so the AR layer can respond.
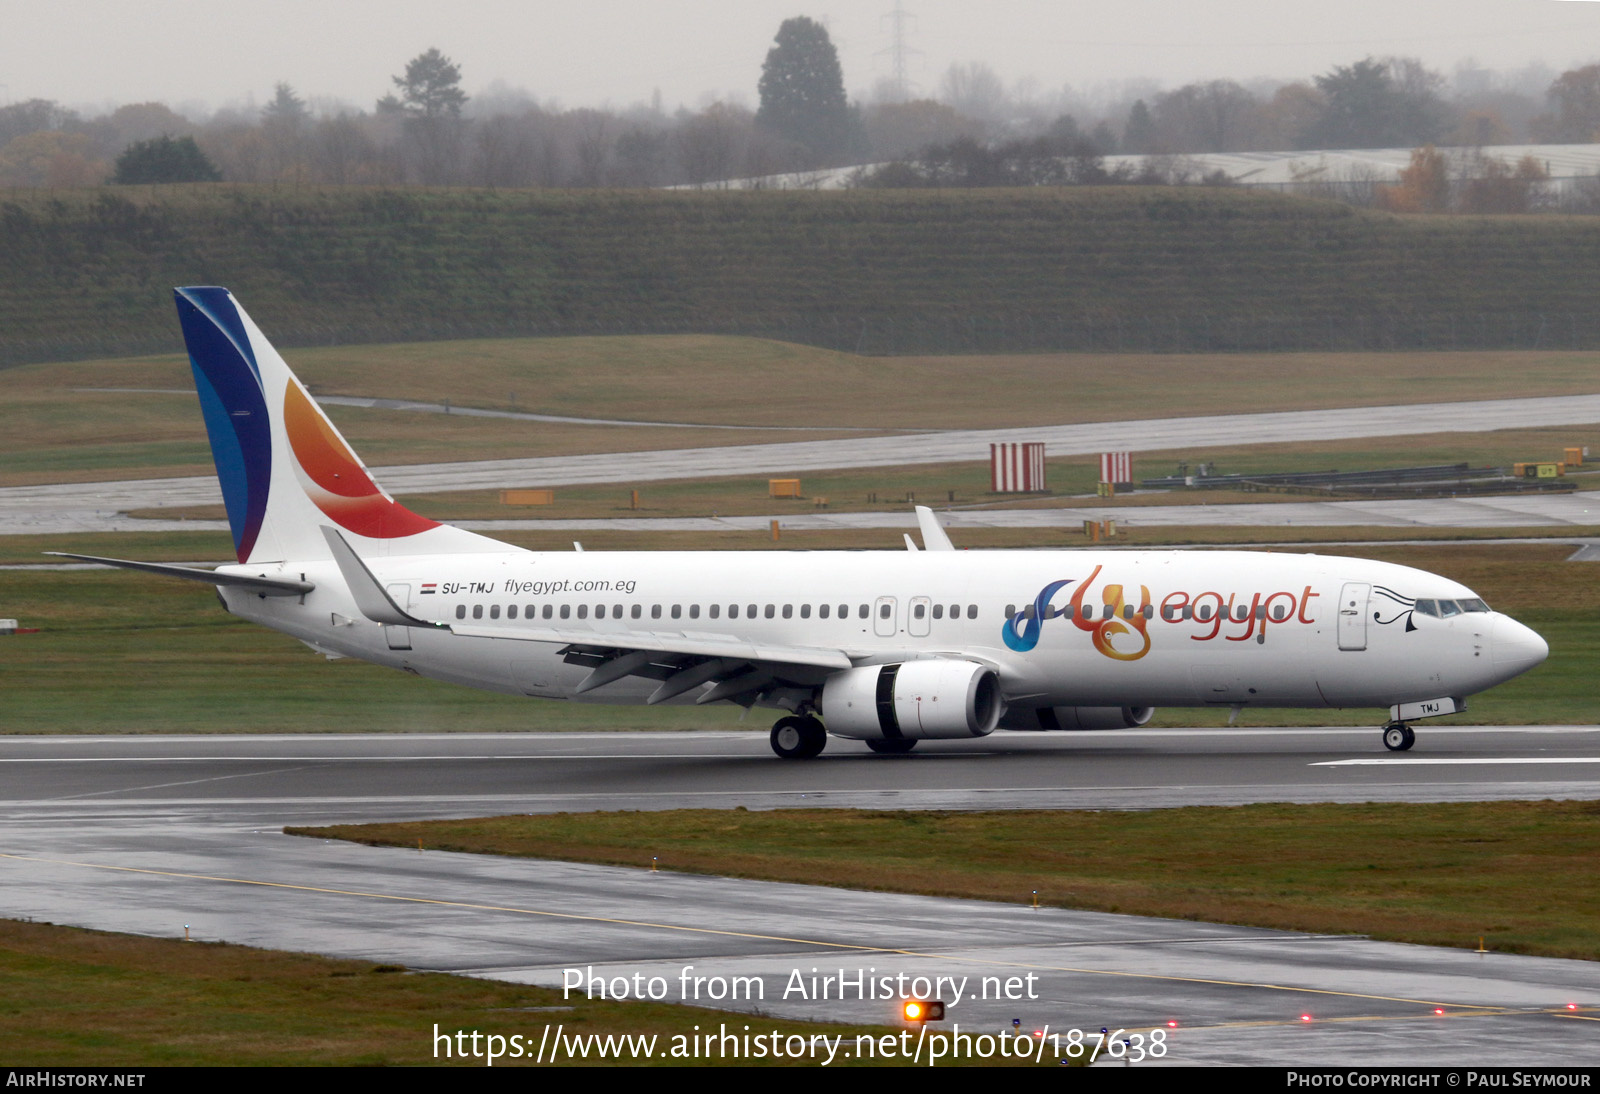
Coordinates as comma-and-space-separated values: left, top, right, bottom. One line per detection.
822, 660, 1002, 740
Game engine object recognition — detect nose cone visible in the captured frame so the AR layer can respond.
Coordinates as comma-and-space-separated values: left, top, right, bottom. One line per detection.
1493, 615, 1549, 675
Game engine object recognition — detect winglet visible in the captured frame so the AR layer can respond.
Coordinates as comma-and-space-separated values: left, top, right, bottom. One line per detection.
915, 505, 956, 551
320, 527, 441, 628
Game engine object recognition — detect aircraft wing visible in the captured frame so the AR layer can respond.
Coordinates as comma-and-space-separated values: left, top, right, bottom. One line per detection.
449, 622, 852, 705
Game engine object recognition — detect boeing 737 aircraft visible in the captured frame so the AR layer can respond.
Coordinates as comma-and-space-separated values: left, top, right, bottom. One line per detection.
58, 288, 1550, 758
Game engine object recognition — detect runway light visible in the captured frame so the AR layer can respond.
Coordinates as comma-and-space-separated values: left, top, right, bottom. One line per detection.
1568, 1003, 1579, 1011
1434, 1008, 1446, 1015
1167, 1021, 1179, 1028
1033, 1029, 1045, 1038
902, 1000, 945, 1023
1300, 1014, 1313, 1022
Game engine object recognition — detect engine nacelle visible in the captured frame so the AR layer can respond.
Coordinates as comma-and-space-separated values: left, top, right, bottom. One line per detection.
999, 706, 1156, 731
821, 660, 1002, 740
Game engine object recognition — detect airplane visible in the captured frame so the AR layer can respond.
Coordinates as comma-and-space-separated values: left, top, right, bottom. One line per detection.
54, 287, 1550, 759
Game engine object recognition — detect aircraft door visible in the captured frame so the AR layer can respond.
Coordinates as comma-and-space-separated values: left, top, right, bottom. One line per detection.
874, 596, 898, 637
1337, 582, 1369, 651
384, 584, 412, 651
908, 596, 932, 637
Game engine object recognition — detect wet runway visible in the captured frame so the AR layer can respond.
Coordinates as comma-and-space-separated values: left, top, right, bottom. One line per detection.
1, 728, 1596, 1065
6, 392, 1599, 535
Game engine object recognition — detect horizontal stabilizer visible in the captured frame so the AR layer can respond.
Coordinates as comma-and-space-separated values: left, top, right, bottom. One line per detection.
44, 553, 313, 596
320, 527, 442, 628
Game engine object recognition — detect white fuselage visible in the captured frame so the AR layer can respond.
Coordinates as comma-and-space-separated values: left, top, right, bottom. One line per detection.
217, 547, 1545, 721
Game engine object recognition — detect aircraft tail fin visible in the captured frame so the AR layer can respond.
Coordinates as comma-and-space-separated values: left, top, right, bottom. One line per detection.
174, 287, 508, 564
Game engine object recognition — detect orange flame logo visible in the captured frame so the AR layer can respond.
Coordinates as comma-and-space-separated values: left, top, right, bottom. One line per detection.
1068, 565, 1152, 661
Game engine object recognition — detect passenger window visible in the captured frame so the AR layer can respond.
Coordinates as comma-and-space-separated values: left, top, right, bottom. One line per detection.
560, 604, 570, 619
765, 604, 776, 619
914, 603, 926, 619
932, 604, 944, 619
819, 604, 830, 619
577, 605, 588, 619
1006, 604, 1016, 618
879, 603, 892, 619
651, 605, 662, 619
1102, 604, 1114, 620
709, 604, 720, 619
1143, 604, 1154, 620
1022, 605, 1036, 620
671, 605, 682, 619
631, 604, 641, 619
455, 605, 466, 619
689, 605, 700, 619
800, 604, 811, 618
729, 604, 739, 619
782, 605, 793, 619
1255, 605, 1265, 620
543, 604, 553, 620
490, 605, 501, 619
859, 605, 868, 619
749, 604, 758, 618
841, 604, 850, 618
1271, 605, 1287, 621
507, 605, 517, 619
967, 605, 978, 619
1196, 605, 1212, 621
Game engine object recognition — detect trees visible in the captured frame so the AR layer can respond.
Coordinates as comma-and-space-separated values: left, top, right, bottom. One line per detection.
756, 17, 854, 160
389, 48, 468, 118
1298, 57, 1447, 150
384, 48, 468, 184
1535, 64, 1600, 143
112, 136, 222, 184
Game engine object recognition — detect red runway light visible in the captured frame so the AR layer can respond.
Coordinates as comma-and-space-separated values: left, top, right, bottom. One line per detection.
1300, 1014, 1313, 1022
1434, 1008, 1445, 1015
1167, 1021, 1179, 1028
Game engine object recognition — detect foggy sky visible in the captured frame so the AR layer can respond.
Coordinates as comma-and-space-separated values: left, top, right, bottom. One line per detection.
4, 0, 1599, 116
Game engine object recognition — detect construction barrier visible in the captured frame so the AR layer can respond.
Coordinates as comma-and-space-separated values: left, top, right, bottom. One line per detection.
500, 489, 553, 505
991, 442, 1046, 492
769, 479, 802, 498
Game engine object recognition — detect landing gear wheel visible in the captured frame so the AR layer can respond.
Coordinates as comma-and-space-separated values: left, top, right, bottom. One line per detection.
1382, 723, 1415, 752
865, 739, 917, 755
771, 715, 826, 760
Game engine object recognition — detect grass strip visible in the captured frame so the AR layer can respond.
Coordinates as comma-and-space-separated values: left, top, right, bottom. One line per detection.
293, 801, 1600, 962
0, 918, 972, 1067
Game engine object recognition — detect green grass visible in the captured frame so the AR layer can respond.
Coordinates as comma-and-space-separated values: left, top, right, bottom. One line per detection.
5, 186, 1600, 367
4, 336, 1596, 485
293, 801, 1600, 961
0, 919, 955, 1067
2, 540, 1592, 733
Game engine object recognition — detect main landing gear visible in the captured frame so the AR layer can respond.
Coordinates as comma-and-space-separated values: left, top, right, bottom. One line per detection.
865, 739, 917, 755
1382, 722, 1416, 752
770, 715, 827, 759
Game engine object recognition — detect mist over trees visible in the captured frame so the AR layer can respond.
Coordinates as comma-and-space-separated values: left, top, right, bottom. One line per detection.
1, 31, 1597, 192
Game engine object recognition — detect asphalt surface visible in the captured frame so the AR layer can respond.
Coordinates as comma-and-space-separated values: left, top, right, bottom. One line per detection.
7, 392, 1600, 535
3, 728, 1596, 1066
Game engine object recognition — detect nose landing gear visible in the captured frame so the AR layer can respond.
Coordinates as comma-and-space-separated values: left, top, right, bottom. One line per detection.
771, 715, 827, 759
1382, 722, 1416, 752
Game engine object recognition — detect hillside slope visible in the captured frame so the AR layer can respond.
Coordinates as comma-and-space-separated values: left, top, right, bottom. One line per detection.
4, 185, 1598, 363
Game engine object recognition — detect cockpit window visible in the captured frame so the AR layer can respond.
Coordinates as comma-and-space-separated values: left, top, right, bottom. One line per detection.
1414, 599, 1438, 617
1459, 598, 1490, 613
1437, 600, 1461, 618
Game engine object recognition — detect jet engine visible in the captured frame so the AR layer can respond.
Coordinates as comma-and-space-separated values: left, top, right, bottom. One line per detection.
821, 660, 1002, 740
999, 706, 1156, 730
